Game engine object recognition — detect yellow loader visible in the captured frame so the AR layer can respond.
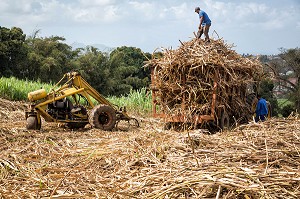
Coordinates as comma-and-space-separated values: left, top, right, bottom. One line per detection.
25, 72, 139, 130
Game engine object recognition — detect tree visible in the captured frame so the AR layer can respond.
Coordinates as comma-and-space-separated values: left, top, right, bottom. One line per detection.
0, 26, 27, 77
258, 79, 279, 116
26, 35, 75, 82
72, 46, 112, 96
269, 48, 300, 111
0, 26, 153, 98
108, 46, 151, 96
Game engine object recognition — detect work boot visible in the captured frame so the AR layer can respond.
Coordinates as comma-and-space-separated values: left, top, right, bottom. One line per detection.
204, 39, 210, 44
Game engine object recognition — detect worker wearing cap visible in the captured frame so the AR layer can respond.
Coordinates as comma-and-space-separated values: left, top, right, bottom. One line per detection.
195, 7, 211, 42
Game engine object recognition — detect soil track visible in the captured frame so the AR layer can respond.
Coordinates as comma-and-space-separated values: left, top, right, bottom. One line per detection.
0, 98, 299, 198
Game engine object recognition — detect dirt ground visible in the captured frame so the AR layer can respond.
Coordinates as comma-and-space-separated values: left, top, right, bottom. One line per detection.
0, 98, 299, 198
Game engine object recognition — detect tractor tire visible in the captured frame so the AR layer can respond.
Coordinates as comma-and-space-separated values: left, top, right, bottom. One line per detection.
26, 116, 41, 130
89, 104, 117, 131
220, 111, 230, 131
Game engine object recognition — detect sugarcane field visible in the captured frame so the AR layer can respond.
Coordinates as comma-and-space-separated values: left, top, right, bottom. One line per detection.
0, 37, 299, 199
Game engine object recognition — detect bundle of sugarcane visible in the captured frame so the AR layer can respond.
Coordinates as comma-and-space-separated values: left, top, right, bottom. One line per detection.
146, 38, 264, 121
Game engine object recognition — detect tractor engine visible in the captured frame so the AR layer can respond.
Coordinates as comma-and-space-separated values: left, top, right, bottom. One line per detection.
47, 98, 72, 120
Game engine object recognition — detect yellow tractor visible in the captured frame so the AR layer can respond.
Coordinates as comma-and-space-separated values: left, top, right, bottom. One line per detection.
25, 72, 139, 130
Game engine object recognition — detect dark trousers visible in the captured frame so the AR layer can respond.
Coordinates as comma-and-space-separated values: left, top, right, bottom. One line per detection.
197, 29, 204, 38
255, 115, 266, 122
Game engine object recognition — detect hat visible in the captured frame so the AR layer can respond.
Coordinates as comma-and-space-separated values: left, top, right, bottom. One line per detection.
195, 7, 200, 12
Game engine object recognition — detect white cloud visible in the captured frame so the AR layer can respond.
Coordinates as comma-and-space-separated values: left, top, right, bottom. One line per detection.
78, 0, 115, 7
169, 3, 189, 19
129, 1, 152, 10
236, 3, 267, 19
202, 0, 297, 31
211, 2, 228, 15
0, 1, 9, 12
71, 5, 119, 23
1, 0, 31, 13
128, 1, 159, 20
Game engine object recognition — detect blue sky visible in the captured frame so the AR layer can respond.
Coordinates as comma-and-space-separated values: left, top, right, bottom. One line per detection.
1, 0, 300, 55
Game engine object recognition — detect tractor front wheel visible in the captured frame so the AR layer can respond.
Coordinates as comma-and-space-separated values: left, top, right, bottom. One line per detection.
89, 105, 117, 131
26, 116, 41, 130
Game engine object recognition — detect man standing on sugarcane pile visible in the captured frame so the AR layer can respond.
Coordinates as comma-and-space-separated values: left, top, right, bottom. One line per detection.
255, 94, 268, 122
195, 7, 211, 42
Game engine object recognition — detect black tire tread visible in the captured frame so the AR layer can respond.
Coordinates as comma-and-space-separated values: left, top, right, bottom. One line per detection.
89, 104, 117, 131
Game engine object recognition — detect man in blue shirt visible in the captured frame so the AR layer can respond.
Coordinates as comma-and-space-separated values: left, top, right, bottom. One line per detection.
195, 7, 211, 42
255, 94, 268, 122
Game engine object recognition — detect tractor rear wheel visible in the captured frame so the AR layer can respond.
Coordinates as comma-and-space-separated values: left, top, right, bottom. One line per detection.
89, 105, 117, 131
26, 116, 41, 130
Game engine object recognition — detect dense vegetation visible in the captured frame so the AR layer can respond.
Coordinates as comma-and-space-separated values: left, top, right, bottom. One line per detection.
0, 76, 53, 101
0, 26, 151, 97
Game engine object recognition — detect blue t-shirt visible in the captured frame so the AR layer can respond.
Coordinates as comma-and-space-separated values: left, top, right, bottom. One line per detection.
199, 10, 211, 25
256, 98, 268, 116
